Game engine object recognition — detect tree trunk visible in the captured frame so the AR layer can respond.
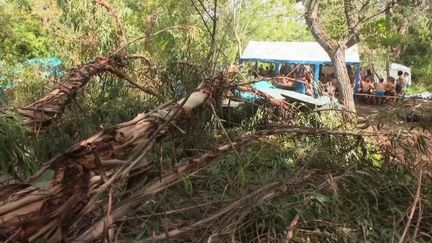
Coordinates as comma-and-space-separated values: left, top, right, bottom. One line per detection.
18, 56, 124, 132
332, 49, 356, 112
234, 29, 242, 61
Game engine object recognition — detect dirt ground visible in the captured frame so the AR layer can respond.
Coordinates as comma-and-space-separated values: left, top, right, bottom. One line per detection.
356, 98, 432, 125
356, 99, 432, 166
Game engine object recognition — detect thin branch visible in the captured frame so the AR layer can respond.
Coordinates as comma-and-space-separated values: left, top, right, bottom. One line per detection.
196, 0, 214, 20
94, 0, 126, 48
107, 69, 161, 99
399, 169, 422, 243
190, 0, 213, 35
210, 104, 241, 159
345, 0, 399, 48
113, 25, 192, 54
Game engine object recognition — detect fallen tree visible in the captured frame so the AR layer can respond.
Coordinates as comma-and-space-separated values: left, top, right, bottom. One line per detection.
1, 94, 428, 242
0, 83, 377, 243
0, 73, 227, 242
17, 55, 125, 132
16, 54, 160, 133
16, 0, 145, 133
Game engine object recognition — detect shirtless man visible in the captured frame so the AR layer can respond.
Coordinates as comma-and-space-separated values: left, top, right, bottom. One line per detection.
361, 78, 374, 94
385, 77, 396, 96
375, 78, 386, 104
375, 78, 385, 93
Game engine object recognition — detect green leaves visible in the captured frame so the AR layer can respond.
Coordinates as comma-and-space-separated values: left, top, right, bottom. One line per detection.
0, 108, 37, 178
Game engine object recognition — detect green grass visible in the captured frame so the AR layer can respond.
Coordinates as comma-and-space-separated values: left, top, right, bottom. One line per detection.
406, 84, 431, 94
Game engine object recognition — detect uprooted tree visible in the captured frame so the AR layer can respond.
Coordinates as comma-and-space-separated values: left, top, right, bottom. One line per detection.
15, 0, 159, 133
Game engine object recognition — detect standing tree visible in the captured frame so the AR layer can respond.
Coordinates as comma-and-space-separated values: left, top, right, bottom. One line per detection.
304, 0, 398, 112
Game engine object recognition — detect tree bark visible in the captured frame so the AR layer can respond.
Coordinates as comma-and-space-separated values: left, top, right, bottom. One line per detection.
305, 0, 355, 112
17, 56, 125, 132
332, 49, 356, 111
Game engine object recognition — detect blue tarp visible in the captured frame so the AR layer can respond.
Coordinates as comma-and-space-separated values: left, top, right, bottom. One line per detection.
235, 80, 336, 107
0, 57, 63, 92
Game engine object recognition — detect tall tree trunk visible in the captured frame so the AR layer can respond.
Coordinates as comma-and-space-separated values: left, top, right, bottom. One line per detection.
304, 0, 355, 112
332, 49, 356, 112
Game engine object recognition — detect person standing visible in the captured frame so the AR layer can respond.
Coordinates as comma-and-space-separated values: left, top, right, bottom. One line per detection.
402, 72, 410, 93
396, 70, 406, 95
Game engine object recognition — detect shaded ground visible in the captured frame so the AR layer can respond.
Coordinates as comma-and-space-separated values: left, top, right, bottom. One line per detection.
356, 99, 432, 125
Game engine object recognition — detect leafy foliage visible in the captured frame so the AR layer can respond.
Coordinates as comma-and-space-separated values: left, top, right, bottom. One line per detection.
0, 107, 36, 179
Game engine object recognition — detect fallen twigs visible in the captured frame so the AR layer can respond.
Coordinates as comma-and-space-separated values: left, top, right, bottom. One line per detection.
74, 126, 381, 242
142, 170, 317, 242
143, 169, 350, 242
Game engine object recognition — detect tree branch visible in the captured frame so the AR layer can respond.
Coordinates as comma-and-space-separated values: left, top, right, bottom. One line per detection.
94, 0, 127, 48
190, 0, 213, 35
304, 0, 337, 52
344, 0, 399, 48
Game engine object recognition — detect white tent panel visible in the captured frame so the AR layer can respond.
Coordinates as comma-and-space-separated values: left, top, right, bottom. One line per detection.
240, 41, 360, 64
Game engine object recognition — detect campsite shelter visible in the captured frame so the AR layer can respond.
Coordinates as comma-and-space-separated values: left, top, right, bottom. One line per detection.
239, 41, 362, 95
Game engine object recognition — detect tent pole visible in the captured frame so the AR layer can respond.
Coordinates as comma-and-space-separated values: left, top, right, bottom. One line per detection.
313, 63, 320, 97
354, 64, 361, 95
274, 63, 280, 76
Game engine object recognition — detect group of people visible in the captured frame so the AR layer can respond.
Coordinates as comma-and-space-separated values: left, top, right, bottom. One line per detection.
255, 63, 298, 78
251, 63, 410, 102
359, 71, 410, 96
273, 64, 315, 96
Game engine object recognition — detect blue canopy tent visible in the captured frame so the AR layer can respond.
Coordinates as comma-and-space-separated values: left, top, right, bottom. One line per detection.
239, 41, 361, 96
